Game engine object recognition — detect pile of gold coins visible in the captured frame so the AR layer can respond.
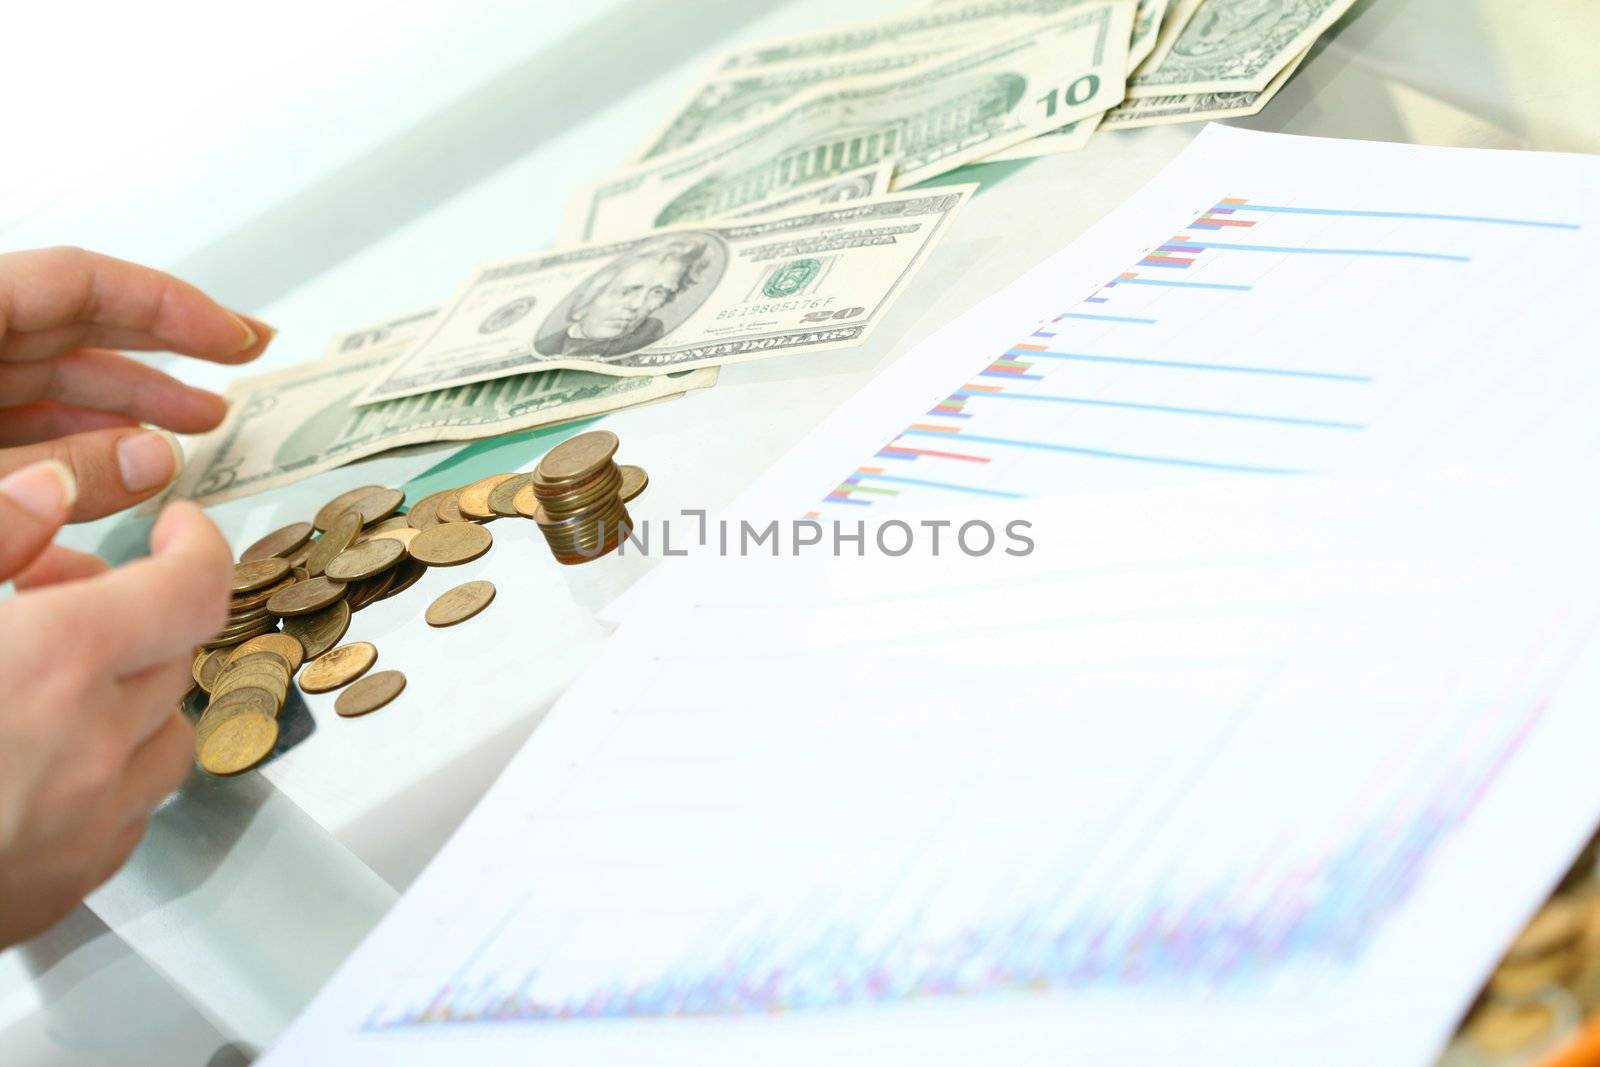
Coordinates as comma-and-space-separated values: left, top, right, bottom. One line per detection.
1439, 832, 1600, 1066
185, 431, 648, 777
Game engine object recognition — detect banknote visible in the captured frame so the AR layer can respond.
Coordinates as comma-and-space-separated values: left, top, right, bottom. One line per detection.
357, 185, 974, 405
1127, 0, 1174, 67
165, 310, 716, 507
631, 48, 954, 162
1104, 45, 1307, 128
559, 160, 896, 245
564, 3, 1133, 243
716, 0, 1108, 73
1128, 0, 1355, 96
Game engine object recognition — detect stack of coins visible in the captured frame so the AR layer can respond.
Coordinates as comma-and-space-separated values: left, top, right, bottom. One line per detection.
193, 643, 296, 775
208, 558, 298, 649
514, 430, 639, 565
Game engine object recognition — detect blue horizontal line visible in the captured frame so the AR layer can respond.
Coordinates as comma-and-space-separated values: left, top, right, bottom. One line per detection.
1011, 349, 1372, 382
1061, 312, 1157, 324
946, 393, 1363, 429
1119, 277, 1253, 291
1187, 240, 1470, 262
899, 431, 1305, 475
980, 369, 1043, 380
823, 496, 873, 506
852, 473, 1027, 498
1227, 202, 1581, 230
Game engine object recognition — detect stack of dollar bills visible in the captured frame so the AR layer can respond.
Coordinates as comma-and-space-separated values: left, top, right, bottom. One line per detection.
175, 0, 1349, 507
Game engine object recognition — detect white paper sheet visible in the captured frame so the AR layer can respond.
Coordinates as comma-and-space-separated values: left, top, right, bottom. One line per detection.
266, 129, 1600, 1065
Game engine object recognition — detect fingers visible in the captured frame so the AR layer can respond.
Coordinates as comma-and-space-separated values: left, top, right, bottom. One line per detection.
0, 460, 76, 580
0, 247, 275, 365
13, 543, 110, 590
0, 426, 184, 521
76, 502, 231, 675
0, 402, 138, 445
0, 349, 228, 434
118, 658, 197, 755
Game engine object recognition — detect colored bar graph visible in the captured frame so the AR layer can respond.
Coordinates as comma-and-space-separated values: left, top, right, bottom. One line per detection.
1220, 200, 1581, 230
1180, 240, 1470, 262
1139, 255, 1193, 268
1007, 349, 1371, 382
1117, 275, 1252, 291
851, 472, 1027, 499
1060, 312, 1158, 325
898, 428, 1306, 474
949, 389, 1364, 429
878, 444, 992, 463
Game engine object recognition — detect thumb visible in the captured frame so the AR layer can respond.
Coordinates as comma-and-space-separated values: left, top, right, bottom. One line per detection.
0, 460, 76, 581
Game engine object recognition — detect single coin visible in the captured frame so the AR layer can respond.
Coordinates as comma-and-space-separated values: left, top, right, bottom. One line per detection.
406, 489, 453, 530
299, 641, 378, 693
335, 670, 406, 717
1507, 899, 1585, 963
1464, 999, 1558, 1056
381, 557, 429, 600
232, 557, 291, 593
282, 599, 351, 659
344, 486, 405, 526
619, 465, 648, 503
267, 575, 347, 617
366, 525, 420, 550
228, 632, 305, 672
512, 483, 540, 518
537, 430, 619, 484
426, 580, 496, 627
325, 538, 406, 582
435, 490, 468, 524
488, 473, 534, 517
240, 521, 314, 563
457, 474, 517, 520
360, 516, 411, 538
193, 648, 227, 693
304, 511, 362, 578
198, 712, 279, 776
314, 484, 387, 531
1490, 945, 1580, 997
409, 522, 492, 566
229, 574, 296, 614
286, 541, 314, 570
196, 687, 278, 743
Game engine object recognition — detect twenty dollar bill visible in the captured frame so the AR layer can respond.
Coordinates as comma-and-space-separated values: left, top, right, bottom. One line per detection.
358, 185, 974, 404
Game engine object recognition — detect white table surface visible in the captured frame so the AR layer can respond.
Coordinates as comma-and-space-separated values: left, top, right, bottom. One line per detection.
7, 0, 1600, 1061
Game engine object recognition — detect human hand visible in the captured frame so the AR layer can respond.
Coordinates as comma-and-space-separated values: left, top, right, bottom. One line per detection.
0, 246, 273, 519
0, 462, 232, 948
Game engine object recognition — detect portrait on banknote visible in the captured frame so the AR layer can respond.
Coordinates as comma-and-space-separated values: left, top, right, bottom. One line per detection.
534, 235, 727, 362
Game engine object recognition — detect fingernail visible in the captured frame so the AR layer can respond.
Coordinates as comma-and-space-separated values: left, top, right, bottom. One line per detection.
228, 311, 258, 354
0, 460, 77, 520
118, 430, 183, 493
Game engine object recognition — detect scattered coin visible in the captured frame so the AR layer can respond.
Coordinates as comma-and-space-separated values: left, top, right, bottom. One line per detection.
282, 599, 351, 659
192, 648, 228, 693
426, 580, 497, 627
325, 538, 406, 582
1507, 899, 1586, 963
435, 491, 468, 524
512, 482, 539, 518
232, 557, 292, 593
196, 687, 279, 744
345, 486, 405, 525
488, 473, 533, 517
228, 632, 306, 673
366, 525, 420, 550
457, 474, 517, 520
619, 464, 649, 503
197, 712, 279, 776
299, 642, 378, 693
1490, 946, 1580, 997
536, 430, 619, 484
314, 484, 386, 531
267, 575, 348, 617
409, 522, 492, 566
239, 521, 314, 563
359, 516, 412, 539
1463, 999, 1558, 1056
305, 511, 363, 578
406, 489, 454, 530
382, 557, 429, 600
335, 670, 407, 717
